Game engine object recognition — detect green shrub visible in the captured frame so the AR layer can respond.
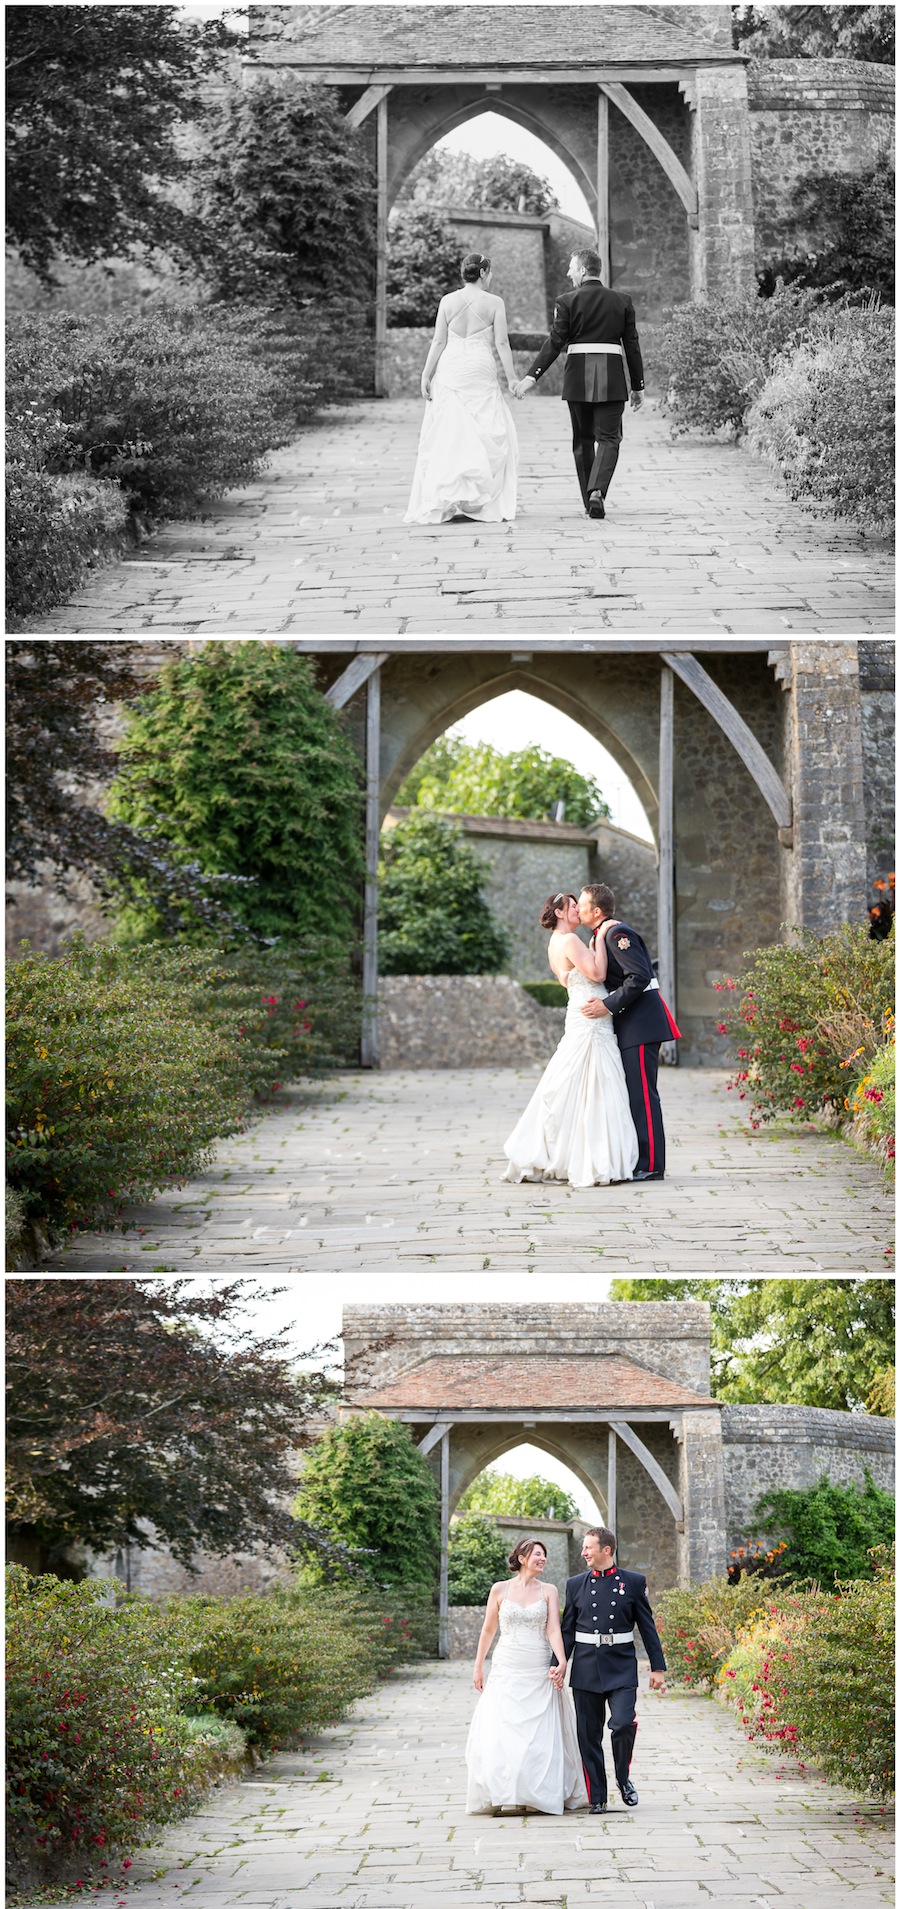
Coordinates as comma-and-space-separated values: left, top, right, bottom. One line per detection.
850, 1037, 895, 1179
448, 1514, 511, 1606
5, 940, 261, 1235
108, 642, 365, 946
458, 1471, 579, 1521
716, 923, 894, 1127
379, 812, 511, 976
746, 304, 894, 536
658, 283, 822, 436
294, 1414, 440, 1592
522, 981, 568, 1009
177, 1584, 430, 1750
750, 1472, 896, 1585
6, 1567, 200, 1890
719, 1555, 895, 1799
656, 1575, 794, 1688
388, 205, 464, 326
759, 156, 895, 305
6, 454, 127, 622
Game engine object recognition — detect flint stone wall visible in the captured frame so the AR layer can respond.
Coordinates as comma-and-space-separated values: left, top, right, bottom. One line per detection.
748, 60, 895, 259
857, 640, 896, 896
721, 1403, 895, 1549
377, 973, 563, 1069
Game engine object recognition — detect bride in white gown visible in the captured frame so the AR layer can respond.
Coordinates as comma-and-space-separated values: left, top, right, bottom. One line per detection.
504, 891, 639, 1189
404, 253, 519, 525
466, 1538, 587, 1815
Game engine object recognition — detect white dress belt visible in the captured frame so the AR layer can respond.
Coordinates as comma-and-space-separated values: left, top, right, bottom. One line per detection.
568, 342, 625, 356
575, 1629, 634, 1645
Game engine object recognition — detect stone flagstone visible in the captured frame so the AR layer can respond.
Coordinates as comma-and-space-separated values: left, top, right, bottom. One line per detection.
13, 403, 893, 637
44, 1067, 893, 1276
20, 1661, 894, 1909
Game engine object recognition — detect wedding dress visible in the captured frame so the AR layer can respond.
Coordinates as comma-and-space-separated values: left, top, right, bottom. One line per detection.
503, 969, 639, 1189
465, 1594, 587, 1815
404, 326, 518, 524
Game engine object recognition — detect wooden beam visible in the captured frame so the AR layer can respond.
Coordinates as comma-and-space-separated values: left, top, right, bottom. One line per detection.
613, 1422, 684, 1523
661, 649, 792, 832
299, 638, 791, 657
323, 650, 389, 710
360, 666, 381, 1069
599, 80, 699, 226
438, 1428, 450, 1660
416, 1420, 453, 1457
658, 664, 677, 1064
344, 80, 392, 130
596, 89, 610, 283
248, 63, 747, 86
375, 93, 388, 399
607, 1426, 617, 1532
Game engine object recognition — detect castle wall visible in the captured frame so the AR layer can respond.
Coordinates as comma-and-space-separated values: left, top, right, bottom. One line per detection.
747, 59, 895, 259
721, 1403, 896, 1549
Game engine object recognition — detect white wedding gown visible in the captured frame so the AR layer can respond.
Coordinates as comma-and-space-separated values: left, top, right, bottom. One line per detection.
503, 969, 639, 1189
465, 1594, 587, 1815
404, 327, 518, 524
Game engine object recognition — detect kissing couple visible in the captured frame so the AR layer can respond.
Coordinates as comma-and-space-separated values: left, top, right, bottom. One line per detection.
503, 883, 680, 1190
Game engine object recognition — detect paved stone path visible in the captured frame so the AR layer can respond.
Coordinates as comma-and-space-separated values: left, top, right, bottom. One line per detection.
24, 1661, 894, 1909
46, 1067, 892, 1276
16, 402, 893, 636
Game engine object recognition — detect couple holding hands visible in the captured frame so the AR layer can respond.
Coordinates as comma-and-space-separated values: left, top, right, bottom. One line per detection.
404, 247, 644, 526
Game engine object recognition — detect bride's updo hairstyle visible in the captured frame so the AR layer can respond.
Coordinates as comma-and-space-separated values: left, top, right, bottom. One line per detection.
539, 892, 576, 930
508, 1538, 547, 1572
461, 252, 491, 282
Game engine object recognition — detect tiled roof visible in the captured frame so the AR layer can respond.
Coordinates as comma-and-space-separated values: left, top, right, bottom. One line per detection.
252, 5, 737, 67
352, 1354, 717, 1410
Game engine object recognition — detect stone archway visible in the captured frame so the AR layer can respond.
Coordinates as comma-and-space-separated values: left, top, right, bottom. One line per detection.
248, 4, 756, 392
342, 1298, 725, 1657
303, 638, 872, 1066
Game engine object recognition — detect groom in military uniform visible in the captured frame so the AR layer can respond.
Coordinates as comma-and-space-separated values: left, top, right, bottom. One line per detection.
551, 1526, 666, 1813
578, 882, 680, 1181
516, 248, 644, 518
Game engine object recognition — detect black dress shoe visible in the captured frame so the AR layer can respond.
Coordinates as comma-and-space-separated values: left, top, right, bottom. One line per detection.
619, 1779, 639, 1806
587, 490, 606, 519
588, 1800, 607, 1813
632, 1168, 664, 1181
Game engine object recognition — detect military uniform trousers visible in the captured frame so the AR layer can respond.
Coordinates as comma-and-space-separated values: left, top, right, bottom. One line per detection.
620, 1040, 665, 1175
572, 1683, 638, 1805
567, 400, 625, 506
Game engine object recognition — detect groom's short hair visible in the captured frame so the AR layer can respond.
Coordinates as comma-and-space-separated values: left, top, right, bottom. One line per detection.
574, 247, 603, 277
580, 883, 615, 915
585, 1526, 617, 1553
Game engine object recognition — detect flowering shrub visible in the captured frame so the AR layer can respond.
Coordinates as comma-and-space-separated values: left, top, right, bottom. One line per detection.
656, 1576, 794, 1689
750, 1473, 896, 1586
715, 924, 894, 1127
849, 1035, 895, 1180
717, 1551, 895, 1800
658, 283, 823, 436
5, 1568, 221, 1893
746, 304, 894, 537
177, 1585, 433, 1750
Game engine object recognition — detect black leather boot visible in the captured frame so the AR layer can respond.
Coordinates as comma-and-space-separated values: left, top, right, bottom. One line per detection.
611, 1721, 638, 1805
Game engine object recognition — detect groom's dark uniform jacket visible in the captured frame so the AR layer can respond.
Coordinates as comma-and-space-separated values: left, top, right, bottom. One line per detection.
526, 281, 644, 403
559, 1565, 666, 1693
594, 919, 680, 1177
554, 1563, 666, 1807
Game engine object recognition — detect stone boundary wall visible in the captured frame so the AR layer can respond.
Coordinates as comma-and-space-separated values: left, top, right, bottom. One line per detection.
747, 57, 895, 258
721, 1402, 895, 1547
377, 973, 563, 1070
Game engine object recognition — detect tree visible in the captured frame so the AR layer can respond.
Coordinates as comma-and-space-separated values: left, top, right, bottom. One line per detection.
398, 149, 559, 216
5, 1278, 339, 1572
108, 642, 364, 945
458, 1469, 579, 1521
5, 640, 235, 937
608, 1279, 896, 1412
733, 5, 895, 62
395, 735, 610, 827
5, 5, 235, 280
750, 1473, 896, 1582
378, 811, 511, 976
759, 155, 894, 303
448, 1513, 511, 1605
191, 77, 375, 306
387, 205, 464, 326
293, 1413, 440, 1591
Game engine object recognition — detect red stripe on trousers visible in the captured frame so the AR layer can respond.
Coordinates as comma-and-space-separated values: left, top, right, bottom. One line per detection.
638, 1044, 654, 1173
